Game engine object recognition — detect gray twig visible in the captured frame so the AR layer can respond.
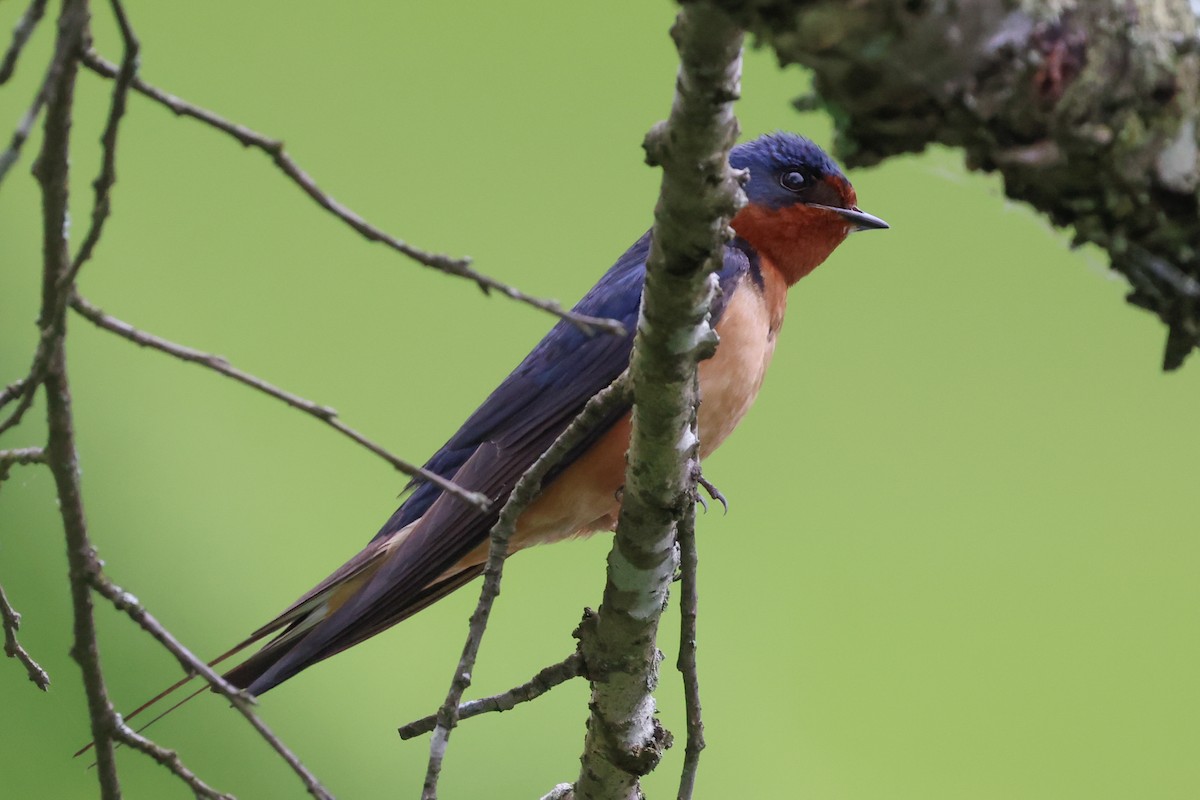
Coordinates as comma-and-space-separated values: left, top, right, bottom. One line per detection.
0, 0, 76, 188
0, 580, 51, 691
51, 15, 267, 791
0, 0, 100, 435
2, 0, 139, 438
79, 50, 625, 337
398, 652, 584, 740
421, 374, 632, 800
0, 347, 44, 436
0, 446, 45, 474
33, 2, 122, 794
676, 466, 704, 800
61, 0, 140, 290
15, 3, 331, 795
111, 721, 234, 800
0, 72, 46, 184
0, 379, 27, 409
0, 0, 48, 85
91, 577, 334, 800
0, 0, 91, 435
69, 293, 489, 511
0, 449, 51, 690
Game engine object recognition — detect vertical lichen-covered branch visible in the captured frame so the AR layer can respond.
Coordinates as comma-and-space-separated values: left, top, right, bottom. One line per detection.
573, 3, 744, 798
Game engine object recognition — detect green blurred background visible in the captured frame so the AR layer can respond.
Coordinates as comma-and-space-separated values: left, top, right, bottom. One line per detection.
2, 1, 1198, 798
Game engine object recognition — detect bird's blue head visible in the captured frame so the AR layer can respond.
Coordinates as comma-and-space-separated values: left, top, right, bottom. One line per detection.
729, 132, 887, 284
731, 133, 844, 210
730, 132, 886, 227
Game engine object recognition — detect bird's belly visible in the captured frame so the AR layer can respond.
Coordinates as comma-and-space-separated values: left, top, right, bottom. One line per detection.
696, 276, 778, 458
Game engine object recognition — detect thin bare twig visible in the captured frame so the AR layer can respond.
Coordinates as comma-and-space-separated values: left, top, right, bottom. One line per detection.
79, 50, 625, 337
18, 3, 328, 794
676, 467, 704, 800
64, 13, 332, 776
0, 345, 44, 436
399, 652, 584, 740
0, 0, 48, 85
0, 74, 47, 183
2, 0, 138, 436
0, 446, 45, 473
0, 0, 78, 188
92, 576, 334, 800
0, 448, 50, 689
69, 293, 489, 512
0, 0, 97, 434
0, 379, 27, 409
33, 1, 122, 794
0, 580, 51, 691
61, 0, 139, 290
421, 374, 632, 800
111, 721, 233, 800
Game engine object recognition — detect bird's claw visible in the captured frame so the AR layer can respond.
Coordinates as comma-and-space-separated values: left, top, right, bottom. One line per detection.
695, 474, 728, 515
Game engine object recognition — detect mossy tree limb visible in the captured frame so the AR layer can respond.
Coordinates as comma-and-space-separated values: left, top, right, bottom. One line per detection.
723, 0, 1200, 368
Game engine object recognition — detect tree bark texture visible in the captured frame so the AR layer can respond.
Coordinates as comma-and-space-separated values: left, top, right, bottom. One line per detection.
723, 0, 1200, 368
574, 3, 744, 799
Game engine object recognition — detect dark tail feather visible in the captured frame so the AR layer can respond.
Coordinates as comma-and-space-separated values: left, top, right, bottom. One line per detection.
245, 565, 486, 697
128, 636, 257, 721
73, 527, 412, 758
75, 683, 209, 768
219, 638, 298, 695
74, 562, 487, 756
128, 684, 209, 739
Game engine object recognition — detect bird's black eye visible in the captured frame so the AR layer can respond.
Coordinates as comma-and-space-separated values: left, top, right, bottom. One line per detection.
779, 170, 807, 192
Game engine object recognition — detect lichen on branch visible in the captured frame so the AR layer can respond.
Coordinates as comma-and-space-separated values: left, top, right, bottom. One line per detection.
726, 0, 1200, 368
573, 3, 745, 798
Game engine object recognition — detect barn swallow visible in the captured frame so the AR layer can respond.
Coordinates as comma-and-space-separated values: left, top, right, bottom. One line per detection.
128, 132, 887, 723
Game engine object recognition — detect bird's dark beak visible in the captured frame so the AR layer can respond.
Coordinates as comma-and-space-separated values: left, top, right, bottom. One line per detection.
807, 203, 889, 232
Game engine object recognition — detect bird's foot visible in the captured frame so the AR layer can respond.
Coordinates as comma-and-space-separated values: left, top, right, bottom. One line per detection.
693, 472, 728, 515
619, 477, 726, 514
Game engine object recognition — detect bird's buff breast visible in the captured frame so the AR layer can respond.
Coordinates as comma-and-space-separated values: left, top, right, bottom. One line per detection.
508, 271, 783, 552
